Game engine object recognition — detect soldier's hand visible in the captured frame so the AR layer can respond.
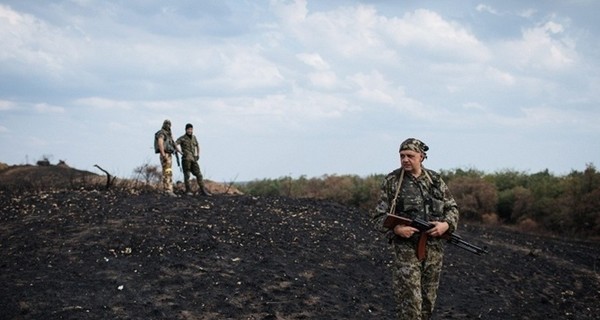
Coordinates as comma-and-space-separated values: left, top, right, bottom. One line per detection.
393, 225, 419, 238
426, 221, 449, 237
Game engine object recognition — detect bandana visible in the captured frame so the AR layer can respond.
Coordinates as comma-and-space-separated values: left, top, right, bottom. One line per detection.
399, 138, 429, 157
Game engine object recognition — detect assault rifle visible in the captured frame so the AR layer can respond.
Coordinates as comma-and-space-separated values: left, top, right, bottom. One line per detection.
383, 214, 488, 259
174, 151, 182, 172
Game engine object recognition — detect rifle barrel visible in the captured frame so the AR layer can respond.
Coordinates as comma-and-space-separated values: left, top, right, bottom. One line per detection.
451, 239, 487, 255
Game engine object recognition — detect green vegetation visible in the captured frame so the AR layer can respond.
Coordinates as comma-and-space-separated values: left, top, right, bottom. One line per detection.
236, 164, 600, 240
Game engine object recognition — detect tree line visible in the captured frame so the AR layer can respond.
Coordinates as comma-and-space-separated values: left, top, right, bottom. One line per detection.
236, 164, 600, 240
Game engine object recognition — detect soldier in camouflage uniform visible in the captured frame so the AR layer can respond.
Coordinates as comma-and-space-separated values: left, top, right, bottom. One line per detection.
370, 138, 459, 320
155, 119, 177, 197
176, 123, 210, 196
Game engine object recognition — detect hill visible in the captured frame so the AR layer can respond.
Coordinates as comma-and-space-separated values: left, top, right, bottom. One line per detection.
0, 163, 241, 195
0, 162, 100, 189
0, 164, 599, 319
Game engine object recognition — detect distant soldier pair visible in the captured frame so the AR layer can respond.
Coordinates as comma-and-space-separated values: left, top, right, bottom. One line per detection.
154, 120, 210, 197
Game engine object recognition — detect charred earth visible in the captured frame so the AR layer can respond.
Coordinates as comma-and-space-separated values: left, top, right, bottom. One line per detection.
0, 176, 599, 319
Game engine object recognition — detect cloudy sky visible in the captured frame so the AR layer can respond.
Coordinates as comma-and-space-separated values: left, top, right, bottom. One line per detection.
1, 0, 599, 182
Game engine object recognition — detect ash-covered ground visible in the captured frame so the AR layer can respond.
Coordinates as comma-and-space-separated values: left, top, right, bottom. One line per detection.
1, 187, 599, 320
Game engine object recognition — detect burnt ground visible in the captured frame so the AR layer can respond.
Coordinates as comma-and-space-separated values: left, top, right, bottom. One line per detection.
0, 187, 599, 319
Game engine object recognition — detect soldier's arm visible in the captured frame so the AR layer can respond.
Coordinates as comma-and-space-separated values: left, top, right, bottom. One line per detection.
157, 136, 166, 158
370, 179, 393, 234
440, 179, 459, 233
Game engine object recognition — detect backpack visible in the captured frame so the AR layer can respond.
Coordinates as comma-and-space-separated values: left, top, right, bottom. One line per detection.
154, 129, 175, 154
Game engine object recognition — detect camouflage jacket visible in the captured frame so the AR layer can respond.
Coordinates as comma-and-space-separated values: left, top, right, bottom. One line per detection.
370, 168, 459, 239
176, 134, 199, 161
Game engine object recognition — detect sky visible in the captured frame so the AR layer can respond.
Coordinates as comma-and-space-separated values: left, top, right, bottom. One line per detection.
1, 0, 599, 182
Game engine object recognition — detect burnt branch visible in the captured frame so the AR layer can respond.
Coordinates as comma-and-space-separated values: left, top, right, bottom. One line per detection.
94, 164, 115, 189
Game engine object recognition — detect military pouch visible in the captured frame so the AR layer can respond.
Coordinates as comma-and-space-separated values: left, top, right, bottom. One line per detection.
431, 198, 445, 215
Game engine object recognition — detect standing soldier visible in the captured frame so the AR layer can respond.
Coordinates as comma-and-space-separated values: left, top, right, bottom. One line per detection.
155, 119, 177, 197
176, 123, 211, 196
371, 138, 459, 319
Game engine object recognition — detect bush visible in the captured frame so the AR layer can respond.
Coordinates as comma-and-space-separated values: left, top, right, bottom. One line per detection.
237, 164, 600, 240
447, 177, 497, 221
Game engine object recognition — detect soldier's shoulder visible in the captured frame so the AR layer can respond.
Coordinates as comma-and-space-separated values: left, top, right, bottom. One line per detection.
424, 168, 445, 186
385, 168, 402, 180
425, 168, 440, 178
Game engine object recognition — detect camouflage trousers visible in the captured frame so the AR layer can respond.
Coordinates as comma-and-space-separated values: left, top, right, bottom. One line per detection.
160, 153, 173, 192
391, 240, 444, 320
182, 159, 204, 192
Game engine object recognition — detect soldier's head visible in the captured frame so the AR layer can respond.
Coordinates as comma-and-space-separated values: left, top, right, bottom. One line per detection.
399, 138, 428, 173
185, 123, 193, 135
162, 119, 171, 130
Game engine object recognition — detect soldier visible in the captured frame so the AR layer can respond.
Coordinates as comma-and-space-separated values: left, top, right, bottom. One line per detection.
370, 138, 459, 319
176, 123, 210, 196
155, 119, 177, 197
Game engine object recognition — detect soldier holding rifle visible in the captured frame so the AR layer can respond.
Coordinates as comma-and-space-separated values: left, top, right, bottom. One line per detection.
371, 138, 459, 320
155, 119, 177, 197
176, 123, 210, 196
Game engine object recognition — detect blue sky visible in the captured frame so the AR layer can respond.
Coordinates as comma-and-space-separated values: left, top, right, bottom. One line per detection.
1, 0, 599, 182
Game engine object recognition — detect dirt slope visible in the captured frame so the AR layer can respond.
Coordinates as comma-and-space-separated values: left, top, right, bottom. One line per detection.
0, 164, 99, 189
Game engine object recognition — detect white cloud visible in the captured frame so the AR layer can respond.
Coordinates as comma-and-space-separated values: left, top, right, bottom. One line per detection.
75, 97, 126, 109
502, 20, 577, 70
276, 3, 389, 59
0, 4, 78, 76
462, 102, 486, 111
34, 103, 65, 113
349, 71, 394, 105
296, 53, 329, 70
307, 71, 338, 88
0, 4, 22, 25
383, 9, 490, 62
220, 46, 285, 89
485, 67, 516, 86
476, 4, 499, 15
518, 9, 538, 19
0, 100, 15, 110
519, 106, 588, 127
270, 0, 308, 25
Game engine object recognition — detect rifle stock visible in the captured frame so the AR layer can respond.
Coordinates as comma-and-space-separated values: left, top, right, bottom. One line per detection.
383, 214, 488, 256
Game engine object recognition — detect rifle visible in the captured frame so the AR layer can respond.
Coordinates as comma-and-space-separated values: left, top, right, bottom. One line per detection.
174, 151, 182, 172
383, 214, 488, 259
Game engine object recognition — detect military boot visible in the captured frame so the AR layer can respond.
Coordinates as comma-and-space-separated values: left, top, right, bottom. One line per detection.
184, 181, 193, 196
199, 183, 211, 196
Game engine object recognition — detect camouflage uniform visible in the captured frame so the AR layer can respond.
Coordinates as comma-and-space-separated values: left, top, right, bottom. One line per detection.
155, 120, 176, 194
176, 125, 208, 195
371, 146, 459, 319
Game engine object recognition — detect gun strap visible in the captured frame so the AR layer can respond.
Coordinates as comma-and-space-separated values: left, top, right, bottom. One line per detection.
389, 169, 404, 215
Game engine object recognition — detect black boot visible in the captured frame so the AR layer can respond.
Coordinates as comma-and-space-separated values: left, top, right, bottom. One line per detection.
199, 184, 211, 196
